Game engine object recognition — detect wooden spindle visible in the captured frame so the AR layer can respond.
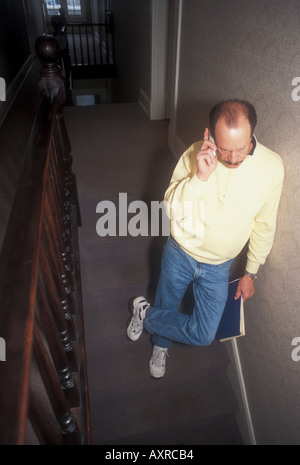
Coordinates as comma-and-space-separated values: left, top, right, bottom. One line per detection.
42, 208, 75, 309
39, 246, 76, 350
45, 186, 74, 273
56, 104, 81, 226
48, 144, 72, 247
37, 283, 79, 404
33, 326, 81, 444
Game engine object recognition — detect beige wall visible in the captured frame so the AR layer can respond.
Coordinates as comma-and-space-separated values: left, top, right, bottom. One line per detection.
171, 0, 300, 444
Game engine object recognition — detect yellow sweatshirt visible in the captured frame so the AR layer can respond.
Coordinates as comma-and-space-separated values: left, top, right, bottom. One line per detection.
164, 138, 284, 274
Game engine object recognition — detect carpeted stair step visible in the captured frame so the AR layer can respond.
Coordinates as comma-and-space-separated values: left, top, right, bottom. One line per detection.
79, 235, 164, 292
102, 412, 243, 445
90, 366, 240, 444
87, 336, 231, 388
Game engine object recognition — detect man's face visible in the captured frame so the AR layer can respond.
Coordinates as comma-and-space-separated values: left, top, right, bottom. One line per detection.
214, 117, 253, 169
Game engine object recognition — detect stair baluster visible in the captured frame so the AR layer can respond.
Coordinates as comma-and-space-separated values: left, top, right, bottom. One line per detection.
32, 326, 81, 445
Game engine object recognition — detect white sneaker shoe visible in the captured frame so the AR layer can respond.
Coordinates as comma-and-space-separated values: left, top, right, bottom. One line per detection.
127, 296, 150, 341
149, 345, 168, 379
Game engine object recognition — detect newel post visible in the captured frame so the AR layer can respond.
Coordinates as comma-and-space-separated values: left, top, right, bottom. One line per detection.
35, 35, 81, 226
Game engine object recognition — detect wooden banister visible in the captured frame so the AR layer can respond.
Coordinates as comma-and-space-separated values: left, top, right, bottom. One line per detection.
0, 35, 91, 445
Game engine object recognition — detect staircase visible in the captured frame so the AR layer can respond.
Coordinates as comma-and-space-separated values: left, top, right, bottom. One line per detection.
65, 102, 244, 445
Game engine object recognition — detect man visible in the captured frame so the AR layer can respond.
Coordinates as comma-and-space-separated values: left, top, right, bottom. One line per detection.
127, 99, 284, 378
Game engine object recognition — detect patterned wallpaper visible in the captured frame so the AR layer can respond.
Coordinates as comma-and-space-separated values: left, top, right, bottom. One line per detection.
173, 0, 300, 444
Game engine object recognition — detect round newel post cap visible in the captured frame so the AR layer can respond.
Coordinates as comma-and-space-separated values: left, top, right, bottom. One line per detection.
35, 35, 65, 102
35, 35, 60, 64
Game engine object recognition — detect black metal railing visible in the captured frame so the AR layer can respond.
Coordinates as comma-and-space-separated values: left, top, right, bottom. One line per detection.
68, 12, 115, 79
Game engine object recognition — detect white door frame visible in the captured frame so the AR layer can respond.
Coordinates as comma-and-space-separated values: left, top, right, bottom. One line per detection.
150, 0, 169, 120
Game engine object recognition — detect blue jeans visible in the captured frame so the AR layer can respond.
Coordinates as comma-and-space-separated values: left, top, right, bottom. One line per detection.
144, 236, 233, 349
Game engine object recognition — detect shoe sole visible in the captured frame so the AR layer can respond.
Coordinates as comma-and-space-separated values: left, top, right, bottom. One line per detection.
150, 371, 165, 379
126, 296, 146, 341
149, 361, 166, 379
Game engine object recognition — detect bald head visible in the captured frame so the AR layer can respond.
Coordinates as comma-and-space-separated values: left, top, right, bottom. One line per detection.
209, 99, 257, 138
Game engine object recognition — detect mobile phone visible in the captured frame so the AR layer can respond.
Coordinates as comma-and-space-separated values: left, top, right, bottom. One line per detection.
208, 133, 216, 156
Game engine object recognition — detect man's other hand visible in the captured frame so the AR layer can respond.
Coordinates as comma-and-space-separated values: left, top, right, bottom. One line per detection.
235, 274, 255, 302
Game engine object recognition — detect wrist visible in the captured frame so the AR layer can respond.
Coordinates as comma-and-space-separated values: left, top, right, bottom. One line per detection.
244, 270, 257, 280
196, 171, 209, 182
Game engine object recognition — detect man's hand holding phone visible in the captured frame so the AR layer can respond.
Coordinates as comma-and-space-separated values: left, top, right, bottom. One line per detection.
196, 128, 218, 182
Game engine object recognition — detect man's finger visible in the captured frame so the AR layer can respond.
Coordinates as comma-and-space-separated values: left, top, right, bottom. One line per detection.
203, 127, 209, 140
234, 286, 242, 300
197, 151, 217, 165
202, 129, 217, 153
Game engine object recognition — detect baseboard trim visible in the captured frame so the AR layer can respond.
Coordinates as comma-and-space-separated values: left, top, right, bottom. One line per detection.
225, 339, 257, 445
138, 88, 151, 118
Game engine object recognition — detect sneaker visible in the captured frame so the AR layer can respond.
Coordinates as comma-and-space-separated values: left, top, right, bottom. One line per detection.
127, 296, 150, 341
149, 345, 168, 379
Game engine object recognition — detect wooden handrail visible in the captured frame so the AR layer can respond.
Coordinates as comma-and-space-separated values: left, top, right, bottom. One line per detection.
0, 36, 91, 445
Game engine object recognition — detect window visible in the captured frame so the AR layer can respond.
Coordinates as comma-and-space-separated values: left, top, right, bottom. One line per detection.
45, 0, 85, 20
46, 0, 62, 16
66, 0, 82, 16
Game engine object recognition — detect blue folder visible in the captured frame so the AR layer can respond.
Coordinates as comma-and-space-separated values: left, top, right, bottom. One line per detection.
215, 279, 245, 342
